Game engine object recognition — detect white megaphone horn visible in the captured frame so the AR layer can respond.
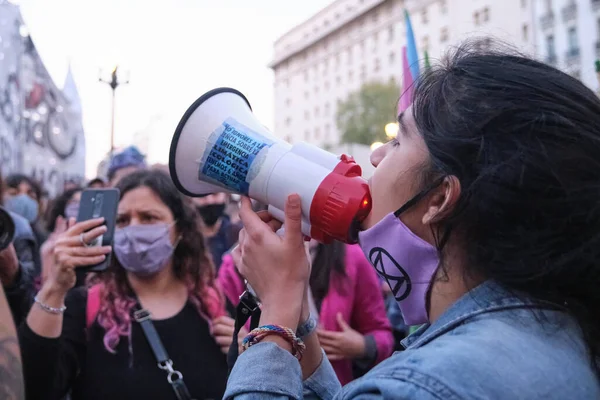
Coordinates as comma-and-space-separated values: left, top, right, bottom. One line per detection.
169, 87, 372, 244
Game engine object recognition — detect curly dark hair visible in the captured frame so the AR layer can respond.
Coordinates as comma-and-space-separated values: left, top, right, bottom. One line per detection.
95, 169, 224, 353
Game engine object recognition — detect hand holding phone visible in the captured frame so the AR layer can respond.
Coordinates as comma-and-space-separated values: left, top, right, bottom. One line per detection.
76, 188, 120, 272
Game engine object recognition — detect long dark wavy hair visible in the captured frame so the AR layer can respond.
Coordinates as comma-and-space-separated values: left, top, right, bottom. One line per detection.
94, 170, 224, 353
411, 39, 600, 374
309, 241, 347, 310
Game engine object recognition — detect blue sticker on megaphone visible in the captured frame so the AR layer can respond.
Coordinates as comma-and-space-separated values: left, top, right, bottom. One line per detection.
199, 118, 274, 195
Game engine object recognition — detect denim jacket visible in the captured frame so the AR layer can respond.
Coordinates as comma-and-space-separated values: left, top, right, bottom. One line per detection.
225, 280, 600, 399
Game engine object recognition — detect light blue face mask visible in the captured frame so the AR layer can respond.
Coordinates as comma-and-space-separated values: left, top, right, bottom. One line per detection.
5, 194, 39, 223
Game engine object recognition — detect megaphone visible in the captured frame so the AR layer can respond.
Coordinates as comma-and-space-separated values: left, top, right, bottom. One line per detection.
169, 87, 371, 244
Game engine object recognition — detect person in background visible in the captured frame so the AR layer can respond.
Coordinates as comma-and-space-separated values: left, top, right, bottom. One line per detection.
219, 240, 394, 385
192, 192, 241, 270
106, 145, 147, 187
3, 174, 48, 246
86, 178, 106, 189
19, 169, 235, 400
0, 257, 25, 399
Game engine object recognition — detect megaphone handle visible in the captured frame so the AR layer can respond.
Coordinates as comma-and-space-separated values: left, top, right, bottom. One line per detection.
267, 205, 312, 238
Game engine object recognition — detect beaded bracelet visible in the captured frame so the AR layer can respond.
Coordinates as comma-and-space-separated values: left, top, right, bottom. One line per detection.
34, 295, 67, 315
242, 324, 306, 360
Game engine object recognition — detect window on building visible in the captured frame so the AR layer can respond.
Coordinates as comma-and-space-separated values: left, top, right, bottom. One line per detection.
483, 7, 490, 22
325, 124, 330, 138
422, 35, 430, 50
347, 48, 353, 64
285, 98, 291, 107
324, 81, 330, 90
314, 85, 320, 94
336, 75, 341, 85
440, 0, 448, 14
304, 91, 309, 99
545, 0, 552, 12
285, 117, 291, 126
323, 60, 328, 75
474, 11, 480, 26
284, 78, 289, 88
521, 0, 527, 8
360, 40, 365, 53
315, 128, 321, 140
304, 131, 310, 140
522, 24, 529, 41
315, 106, 320, 117
374, 58, 381, 72
422, 8, 429, 24
389, 51, 396, 64
440, 28, 448, 43
325, 103, 330, 115
388, 25, 394, 42
304, 110, 310, 120
373, 10, 379, 23
335, 12, 340, 20
546, 34, 555, 57
567, 27, 578, 51
286, 135, 293, 143
348, 70, 354, 82
324, 19, 329, 27
335, 53, 340, 66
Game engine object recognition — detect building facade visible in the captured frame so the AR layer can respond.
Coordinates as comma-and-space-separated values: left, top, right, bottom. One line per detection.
270, 0, 536, 148
533, 0, 600, 91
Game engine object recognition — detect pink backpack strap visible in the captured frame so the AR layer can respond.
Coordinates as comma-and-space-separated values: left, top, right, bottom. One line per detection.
86, 284, 102, 329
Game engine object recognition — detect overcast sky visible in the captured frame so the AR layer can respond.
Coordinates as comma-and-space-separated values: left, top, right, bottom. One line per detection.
15, 0, 327, 176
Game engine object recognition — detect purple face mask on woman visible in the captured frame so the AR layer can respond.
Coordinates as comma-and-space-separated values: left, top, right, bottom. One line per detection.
113, 223, 177, 277
358, 179, 443, 326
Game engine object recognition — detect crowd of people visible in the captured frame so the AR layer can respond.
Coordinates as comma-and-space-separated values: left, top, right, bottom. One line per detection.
0, 40, 600, 399
0, 144, 401, 399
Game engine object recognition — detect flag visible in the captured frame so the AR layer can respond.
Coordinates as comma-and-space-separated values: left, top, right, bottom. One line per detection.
405, 9, 420, 80
424, 50, 431, 71
399, 46, 414, 114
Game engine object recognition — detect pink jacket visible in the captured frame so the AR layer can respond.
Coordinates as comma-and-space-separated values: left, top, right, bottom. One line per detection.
217, 244, 394, 385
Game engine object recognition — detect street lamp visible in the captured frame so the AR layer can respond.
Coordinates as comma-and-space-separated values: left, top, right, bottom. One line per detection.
99, 65, 129, 158
370, 141, 384, 151
385, 122, 399, 138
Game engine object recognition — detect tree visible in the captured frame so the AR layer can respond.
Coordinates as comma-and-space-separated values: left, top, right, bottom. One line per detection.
335, 81, 400, 145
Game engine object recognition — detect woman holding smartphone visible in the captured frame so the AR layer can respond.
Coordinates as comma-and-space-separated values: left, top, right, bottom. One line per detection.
19, 170, 234, 400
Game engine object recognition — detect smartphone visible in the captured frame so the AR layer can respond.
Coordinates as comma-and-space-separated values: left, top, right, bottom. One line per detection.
76, 188, 120, 272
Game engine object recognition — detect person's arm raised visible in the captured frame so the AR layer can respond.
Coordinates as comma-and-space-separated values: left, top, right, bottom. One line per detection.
0, 283, 24, 399
226, 195, 340, 399
26, 218, 111, 338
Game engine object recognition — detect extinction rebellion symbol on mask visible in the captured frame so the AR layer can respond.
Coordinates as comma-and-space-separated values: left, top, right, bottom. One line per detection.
368, 247, 411, 301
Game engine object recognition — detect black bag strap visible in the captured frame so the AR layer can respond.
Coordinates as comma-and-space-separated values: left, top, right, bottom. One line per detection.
133, 308, 196, 400
226, 290, 261, 374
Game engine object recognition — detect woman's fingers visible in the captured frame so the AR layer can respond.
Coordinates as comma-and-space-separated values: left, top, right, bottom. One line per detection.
326, 353, 344, 361
68, 245, 112, 257
59, 225, 108, 247
66, 217, 105, 236
212, 322, 235, 337
214, 335, 233, 347
70, 255, 107, 268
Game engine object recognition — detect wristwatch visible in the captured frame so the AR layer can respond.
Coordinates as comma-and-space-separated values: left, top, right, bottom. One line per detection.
296, 312, 318, 338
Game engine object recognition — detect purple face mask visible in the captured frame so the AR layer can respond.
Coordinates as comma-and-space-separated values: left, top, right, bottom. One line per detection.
113, 223, 177, 277
358, 179, 443, 326
64, 202, 80, 220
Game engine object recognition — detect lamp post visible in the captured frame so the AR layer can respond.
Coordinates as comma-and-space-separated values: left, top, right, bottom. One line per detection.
99, 66, 129, 158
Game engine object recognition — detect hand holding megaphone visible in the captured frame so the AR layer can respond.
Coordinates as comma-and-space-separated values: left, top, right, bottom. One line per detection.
231, 195, 310, 308
169, 88, 372, 244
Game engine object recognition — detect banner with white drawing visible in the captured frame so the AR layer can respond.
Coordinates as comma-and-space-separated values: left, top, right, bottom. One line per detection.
0, 2, 85, 197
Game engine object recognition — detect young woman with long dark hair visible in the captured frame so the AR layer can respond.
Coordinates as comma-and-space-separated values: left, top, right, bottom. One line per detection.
19, 170, 234, 400
224, 41, 600, 399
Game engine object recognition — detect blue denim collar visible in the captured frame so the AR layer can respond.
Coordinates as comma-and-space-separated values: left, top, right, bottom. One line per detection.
401, 280, 560, 349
